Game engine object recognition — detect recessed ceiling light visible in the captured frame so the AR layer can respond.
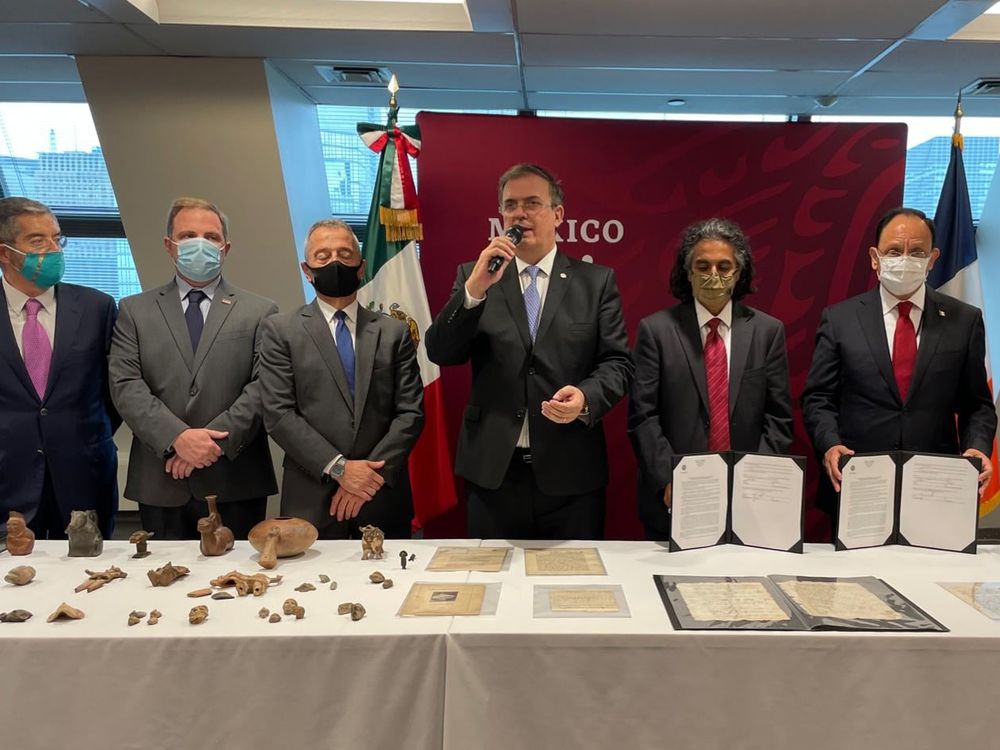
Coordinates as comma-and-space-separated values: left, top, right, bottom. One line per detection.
987, 1, 1000, 14
667, 99, 686, 107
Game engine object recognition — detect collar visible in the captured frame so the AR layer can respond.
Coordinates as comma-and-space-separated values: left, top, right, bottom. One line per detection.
694, 298, 733, 330
317, 296, 359, 326
879, 282, 925, 315
515, 246, 558, 278
3, 274, 56, 313
176, 274, 221, 302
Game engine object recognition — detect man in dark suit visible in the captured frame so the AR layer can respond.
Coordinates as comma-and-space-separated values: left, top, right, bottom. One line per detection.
425, 163, 633, 540
0, 197, 120, 538
628, 218, 793, 540
259, 219, 424, 539
802, 207, 996, 516
110, 197, 277, 539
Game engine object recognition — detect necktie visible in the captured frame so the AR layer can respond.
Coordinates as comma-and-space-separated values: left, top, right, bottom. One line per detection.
185, 289, 207, 353
523, 265, 542, 341
893, 300, 917, 400
334, 309, 355, 399
705, 317, 730, 452
22, 298, 52, 399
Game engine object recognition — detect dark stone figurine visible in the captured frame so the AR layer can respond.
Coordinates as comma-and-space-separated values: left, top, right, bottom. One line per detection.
65, 510, 103, 557
400, 550, 408, 570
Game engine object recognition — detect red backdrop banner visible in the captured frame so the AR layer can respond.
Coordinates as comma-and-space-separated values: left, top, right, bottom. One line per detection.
415, 112, 906, 541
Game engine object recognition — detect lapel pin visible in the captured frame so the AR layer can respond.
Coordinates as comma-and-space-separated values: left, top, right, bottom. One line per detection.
559, 272, 567, 279
221, 298, 232, 305
938, 309, 945, 316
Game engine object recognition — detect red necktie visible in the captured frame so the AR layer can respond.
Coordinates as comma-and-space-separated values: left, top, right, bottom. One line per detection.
705, 318, 730, 451
893, 300, 917, 400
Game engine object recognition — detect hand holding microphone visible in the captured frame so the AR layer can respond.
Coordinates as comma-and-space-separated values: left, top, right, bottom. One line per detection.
488, 225, 523, 273
466, 225, 523, 300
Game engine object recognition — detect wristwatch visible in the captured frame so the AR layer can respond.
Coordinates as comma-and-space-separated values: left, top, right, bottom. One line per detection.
330, 456, 347, 479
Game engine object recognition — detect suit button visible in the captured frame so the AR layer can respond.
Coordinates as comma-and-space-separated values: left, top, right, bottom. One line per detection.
40, 408, 48, 416
528, 367, 536, 375
36, 449, 44, 456
189, 387, 198, 396
516, 409, 525, 419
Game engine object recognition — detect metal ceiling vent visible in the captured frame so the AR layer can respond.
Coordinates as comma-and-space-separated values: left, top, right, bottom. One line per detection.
314, 66, 392, 85
962, 78, 1000, 96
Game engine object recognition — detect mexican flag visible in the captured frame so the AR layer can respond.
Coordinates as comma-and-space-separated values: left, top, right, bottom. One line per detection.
356, 105, 458, 529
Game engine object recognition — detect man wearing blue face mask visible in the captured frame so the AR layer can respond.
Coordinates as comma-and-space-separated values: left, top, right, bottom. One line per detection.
0, 197, 120, 539
110, 197, 278, 539
803, 207, 997, 521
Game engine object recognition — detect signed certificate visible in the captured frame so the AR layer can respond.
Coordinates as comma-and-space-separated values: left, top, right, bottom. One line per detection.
426, 546, 511, 572
838, 454, 896, 549
399, 583, 487, 616
899, 454, 978, 552
524, 547, 606, 576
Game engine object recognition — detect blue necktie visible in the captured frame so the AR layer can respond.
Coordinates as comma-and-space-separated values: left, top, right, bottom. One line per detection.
185, 289, 207, 353
523, 265, 542, 342
334, 309, 355, 398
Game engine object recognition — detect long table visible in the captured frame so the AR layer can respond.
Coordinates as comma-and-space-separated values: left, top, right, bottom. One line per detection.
3, 540, 999, 750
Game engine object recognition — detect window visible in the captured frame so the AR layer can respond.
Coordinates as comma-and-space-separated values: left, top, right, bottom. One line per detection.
0, 102, 138, 301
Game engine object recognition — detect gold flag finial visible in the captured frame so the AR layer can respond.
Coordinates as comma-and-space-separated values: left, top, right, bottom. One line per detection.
388, 74, 399, 109
952, 92, 964, 149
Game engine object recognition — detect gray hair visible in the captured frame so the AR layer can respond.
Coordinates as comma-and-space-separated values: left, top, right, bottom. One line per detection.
497, 163, 565, 208
305, 219, 360, 254
166, 197, 230, 241
0, 197, 54, 245
669, 217, 756, 302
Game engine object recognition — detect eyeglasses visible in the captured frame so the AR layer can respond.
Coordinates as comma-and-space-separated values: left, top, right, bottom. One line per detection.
500, 199, 552, 215
877, 248, 931, 259
15, 234, 68, 252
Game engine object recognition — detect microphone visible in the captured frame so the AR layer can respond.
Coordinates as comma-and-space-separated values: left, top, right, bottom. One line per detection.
488, 225, 523, 274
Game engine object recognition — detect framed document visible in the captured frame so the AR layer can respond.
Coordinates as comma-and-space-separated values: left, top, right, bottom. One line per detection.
670, 452, 805, 553
533, 585, 630, 618
398, 582, 497, 616
653, 575, 806, 630
837, 452, 979, 553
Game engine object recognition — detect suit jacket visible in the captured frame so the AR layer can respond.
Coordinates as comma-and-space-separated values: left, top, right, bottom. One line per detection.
0, 282, 120, 536
628, 301, 794, 536
258, 302, 424, 529
109, 277, 278, 507
425, 251, 634, 495
802, 285, 997, 510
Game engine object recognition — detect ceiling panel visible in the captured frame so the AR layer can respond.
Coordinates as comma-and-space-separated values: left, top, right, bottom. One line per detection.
271, 59, 520, 91
127, 25, 517, 64
525, 68, 851, 97
0, 0, 110, 23
514, 0, 949, 39
871, 39, 1000, 72
306, 86, 522, 109
521, 35, 890, 71
0, 56, 80, 83
839, 70, 991, 96
0, 23, 162, 55
0, 81, 86, 102
527, 91, 815, 115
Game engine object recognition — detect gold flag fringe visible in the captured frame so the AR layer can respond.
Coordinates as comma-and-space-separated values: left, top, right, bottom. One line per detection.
380, 206, 423, 241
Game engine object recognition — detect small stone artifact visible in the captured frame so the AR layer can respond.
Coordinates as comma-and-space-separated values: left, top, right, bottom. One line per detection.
187, 588, 213, 598
65, 510, 103, 557
147, 610, 162, 626
337, 602, 353, 615
197, 495, 235, 557
210, 570, 282, 597
147, 562, 190, 587
409, 553, 415, 563
5, 511, 35, 556
329, 581, 338, 590
211, 591, 234, 600
127, 610, 146, 626
360, 525, 385, 560
369, 571, 386, 584
188, 605, 209, 624
258, 608, 270, 619
47, 602, 85, 622
292, 606, 305, 620
399, 550, 408, 570
282, 598, 298, 616
382, 579, 394, 589
74, 566, 127, 593
294, 582, 316, 592
4, 565, 36, 586
268, 613, 281, 623
248, 517, 319, 570
318, 574, 330, 584
350, 603, 366, 621
0, 609, 33, 623
128, 530, 154, 559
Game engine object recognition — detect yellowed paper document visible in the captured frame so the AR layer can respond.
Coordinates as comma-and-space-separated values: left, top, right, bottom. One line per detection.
677, 581, 789, 621
524, 547, 606, 576
777, 580, 901, 620
426, 546, 511, 572
399, 583, 487, 616
548, 588, 620, 613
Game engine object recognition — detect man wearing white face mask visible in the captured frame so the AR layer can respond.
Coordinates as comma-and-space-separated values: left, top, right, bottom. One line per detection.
803, 207, 997, 520
109, 197, 278, 539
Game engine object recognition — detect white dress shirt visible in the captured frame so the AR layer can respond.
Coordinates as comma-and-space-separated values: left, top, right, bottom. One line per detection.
879, 283, 925, 358
176, 274, 221, 322
317, 297, 360, 475
694, 298, 733, 374
3, 274, 56, 357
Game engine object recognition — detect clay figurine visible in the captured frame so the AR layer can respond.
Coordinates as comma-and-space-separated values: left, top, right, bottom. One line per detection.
337, 602, 353, 615
351, 603, 366, 621
382, 579, 394, 589
268, 613, 281, 623
258, 608, 270, 619
47, 602, 85, 622
210, 570, 282, 597
409, 553, 415, 563
360, 525, 385, 560
5, 511, 35, 556
318, 574, 330, 584
128, 530, 154, 559
294, 582, 316, 592
147, 562, 190, 587
197, 495, 235, 557
399, 550, 408, 570
127, 610, 146, 626
74, 566, 127, 593
369, 571, 386, 584
292, 605, 305, 620
4, 565, 36, 586
0, 609, 33, 623
282, 598, 298, 616
65, 510, 103, 557
147, 610, 162, 626
189, 605, 209, 625
248, 517, 319, 570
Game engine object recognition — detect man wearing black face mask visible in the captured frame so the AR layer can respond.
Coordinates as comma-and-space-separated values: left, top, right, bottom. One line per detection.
259, 219, 424, 539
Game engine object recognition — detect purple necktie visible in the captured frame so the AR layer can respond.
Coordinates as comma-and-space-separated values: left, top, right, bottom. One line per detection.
22, 298, 52, 399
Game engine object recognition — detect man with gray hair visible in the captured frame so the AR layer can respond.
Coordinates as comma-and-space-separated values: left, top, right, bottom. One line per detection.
628, 217, 793, 540
110, 197, 278, 539
0, 196, 120, 538
259, 218, 424, 539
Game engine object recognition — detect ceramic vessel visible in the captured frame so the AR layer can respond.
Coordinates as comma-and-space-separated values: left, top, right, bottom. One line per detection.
248, 517, 319, 569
